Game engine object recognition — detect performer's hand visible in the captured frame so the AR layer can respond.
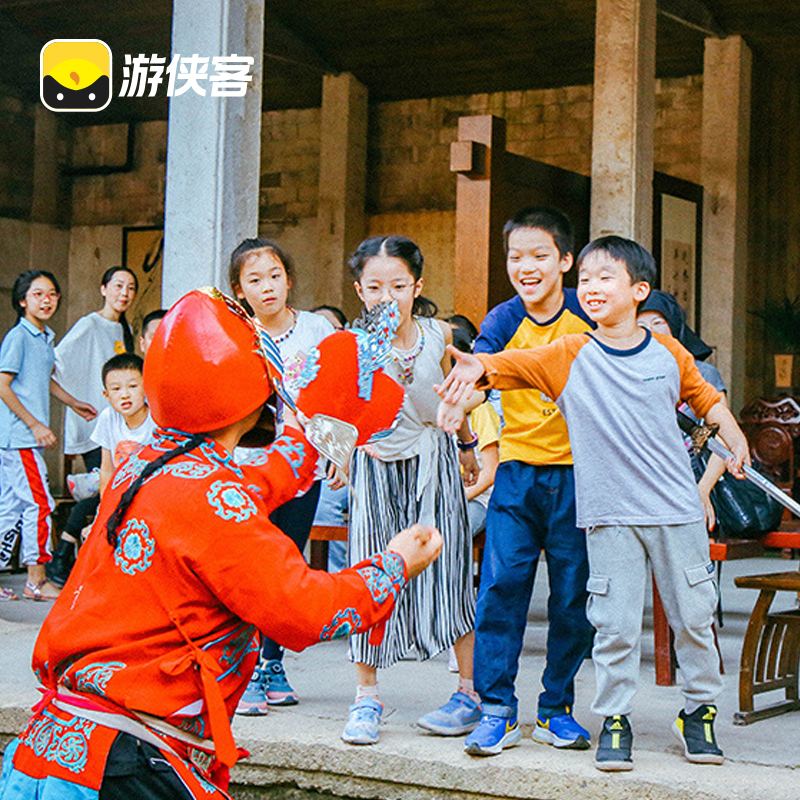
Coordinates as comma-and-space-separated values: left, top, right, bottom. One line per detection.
437, 400, 465, 434
434, 346, 484, 406
388, 524, 443, 579
327, 461, 347, 490
459, 448, 479, 486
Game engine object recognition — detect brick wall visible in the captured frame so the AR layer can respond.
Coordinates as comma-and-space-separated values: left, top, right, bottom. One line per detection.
0, 96, 35, 220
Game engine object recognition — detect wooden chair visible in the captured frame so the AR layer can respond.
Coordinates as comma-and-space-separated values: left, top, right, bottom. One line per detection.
733, 570, 800, 724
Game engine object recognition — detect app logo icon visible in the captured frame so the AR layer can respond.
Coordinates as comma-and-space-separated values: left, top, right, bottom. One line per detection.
40, 39, 112, 112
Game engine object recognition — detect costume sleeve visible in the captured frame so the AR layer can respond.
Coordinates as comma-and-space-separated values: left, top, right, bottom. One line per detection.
191, 509, 407, 650
474, 335, 584, 402
655, 333, 722, 419
238, 426, 318, 507
0, 326, 23, 375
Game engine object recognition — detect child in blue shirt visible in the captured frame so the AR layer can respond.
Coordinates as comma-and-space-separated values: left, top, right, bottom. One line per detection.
0, 271, 96, 601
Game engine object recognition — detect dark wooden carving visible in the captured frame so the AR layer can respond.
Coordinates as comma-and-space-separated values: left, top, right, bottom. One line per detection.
739, 396, 800, 487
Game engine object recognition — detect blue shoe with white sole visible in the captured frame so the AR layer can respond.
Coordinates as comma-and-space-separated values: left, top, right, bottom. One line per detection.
417, 691, 481, 736
464, 714, 522, 756
531, 712, 591, 750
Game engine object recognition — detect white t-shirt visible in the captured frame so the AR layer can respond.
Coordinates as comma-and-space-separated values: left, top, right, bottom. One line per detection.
91, 407, 156, 467
55, 313, 128, 455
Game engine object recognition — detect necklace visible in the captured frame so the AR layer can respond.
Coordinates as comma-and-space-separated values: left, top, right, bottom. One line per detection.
392, 319, 425, 385
271, 307, 298, 345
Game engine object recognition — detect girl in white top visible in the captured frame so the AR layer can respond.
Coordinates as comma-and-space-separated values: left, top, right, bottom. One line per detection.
55, 267, 138, 469
229, 238, 334, 710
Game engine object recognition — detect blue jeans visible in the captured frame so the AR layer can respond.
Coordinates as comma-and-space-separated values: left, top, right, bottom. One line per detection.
474, 461, 592, 719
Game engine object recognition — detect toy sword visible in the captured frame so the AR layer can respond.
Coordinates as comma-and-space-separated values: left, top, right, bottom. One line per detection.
677, 410, 800, 518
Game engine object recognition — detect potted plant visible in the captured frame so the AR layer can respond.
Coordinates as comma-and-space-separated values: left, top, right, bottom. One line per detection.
751, 295, 800, 389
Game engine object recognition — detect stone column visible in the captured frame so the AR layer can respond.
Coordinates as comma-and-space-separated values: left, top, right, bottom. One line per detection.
162, 0, 264, 305
316, 73, 368, 319
590, 0, 656, 247
700, 36, 751, 411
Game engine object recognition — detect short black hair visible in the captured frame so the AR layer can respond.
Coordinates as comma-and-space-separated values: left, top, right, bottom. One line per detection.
102, 353, 144, 386
577, 235, 657, 287
503, 207, 575, 258
311, 305, 347, 328
140, 308, 167, 336
11, 270, 60, 317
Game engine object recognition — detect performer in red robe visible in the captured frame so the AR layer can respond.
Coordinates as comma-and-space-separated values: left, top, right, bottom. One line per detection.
0, 289, 440, 800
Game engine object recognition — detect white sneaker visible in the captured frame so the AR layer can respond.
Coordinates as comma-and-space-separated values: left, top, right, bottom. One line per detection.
67, 470, 100, 501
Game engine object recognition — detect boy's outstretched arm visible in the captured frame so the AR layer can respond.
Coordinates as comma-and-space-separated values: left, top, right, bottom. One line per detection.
704, 401, 751, 478
435, 345, 486, 406
50, 378, 97, 421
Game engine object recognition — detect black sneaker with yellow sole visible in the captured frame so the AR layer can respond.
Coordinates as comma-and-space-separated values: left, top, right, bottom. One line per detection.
594, 714, 633, 771
673, 704, 724, 764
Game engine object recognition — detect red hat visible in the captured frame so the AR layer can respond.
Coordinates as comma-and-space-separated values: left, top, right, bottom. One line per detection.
144, 288, 284, 433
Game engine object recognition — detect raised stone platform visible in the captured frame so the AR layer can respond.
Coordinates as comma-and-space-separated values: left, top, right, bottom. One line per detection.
2, 559, 799, 800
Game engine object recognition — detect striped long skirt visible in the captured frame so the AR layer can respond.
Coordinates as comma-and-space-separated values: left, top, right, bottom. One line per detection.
348, 431, 476, 669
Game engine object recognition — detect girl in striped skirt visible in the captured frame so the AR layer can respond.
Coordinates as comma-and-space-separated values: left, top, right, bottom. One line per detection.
342, 235, 481, 745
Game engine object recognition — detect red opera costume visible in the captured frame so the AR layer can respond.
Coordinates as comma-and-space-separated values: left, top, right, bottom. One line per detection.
0, 290, 407, 800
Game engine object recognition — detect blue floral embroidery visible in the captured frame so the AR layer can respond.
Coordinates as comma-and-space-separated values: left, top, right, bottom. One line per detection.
357, 551, 406, 604
320, 607, 361, 641
206, 481, 257, 522
23, 710, 95, 774
177, 716, 207, 738
216, 625, 259, 680
269, 439, 306, 479
356, 567, 392, 604
114, 518, 155, 575
285, 348, 321, 393
71, 661, 126, 696
352, 301, 400, 400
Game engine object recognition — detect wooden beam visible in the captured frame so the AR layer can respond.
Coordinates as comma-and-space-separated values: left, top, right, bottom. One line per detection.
657, 0, 725, 38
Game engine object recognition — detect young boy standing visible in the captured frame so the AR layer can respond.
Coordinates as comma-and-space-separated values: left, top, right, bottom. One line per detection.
464, 208, 595, 756
439, 235, 749, 771
92, 353, 155, 496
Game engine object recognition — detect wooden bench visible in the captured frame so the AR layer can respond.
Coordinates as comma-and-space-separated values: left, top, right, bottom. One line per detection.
733, 570, 800, 724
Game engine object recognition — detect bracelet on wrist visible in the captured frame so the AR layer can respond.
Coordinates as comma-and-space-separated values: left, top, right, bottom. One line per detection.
457, 433, 479, 451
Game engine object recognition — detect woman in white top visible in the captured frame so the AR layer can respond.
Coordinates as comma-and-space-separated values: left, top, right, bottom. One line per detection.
229, 238, 334, 710
55, 266, 138, 471
47, 267, 138, 589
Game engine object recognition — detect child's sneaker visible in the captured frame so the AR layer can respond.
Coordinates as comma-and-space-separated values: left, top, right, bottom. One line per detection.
594, 715, 633, 771
417, 691, 481, 736
532, 712, 591, 750
672, 704, 724, 764
67, 470, 100, 501
341, 697, 383, 745
235, 662, 269, 715
264, 659, 298, 705
464, 714, 522, 756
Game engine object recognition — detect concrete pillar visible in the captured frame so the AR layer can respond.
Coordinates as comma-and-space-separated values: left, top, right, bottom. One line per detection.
316, 73, 368, 319
700, 36, 752, 411
590, 0, 656, 248
162, 0, 264, 305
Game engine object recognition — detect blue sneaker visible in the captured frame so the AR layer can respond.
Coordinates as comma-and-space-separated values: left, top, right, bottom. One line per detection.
235, 662, 268, 716
417, 691, 481, 736
531, 712, 591, 750
342, 697, 383, 745
464, 714, 522, 756
264, 659, 299, 706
